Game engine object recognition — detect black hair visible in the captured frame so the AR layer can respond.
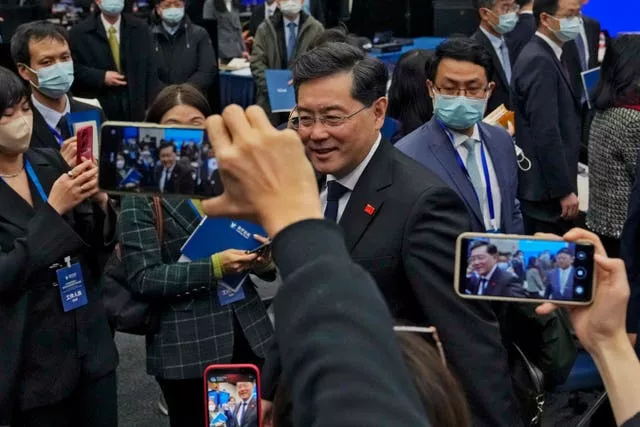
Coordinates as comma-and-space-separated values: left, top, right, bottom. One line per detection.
387, 49, 434, 136
159, 142, 176, 153
310, 26, 365, 51
469, 240, 498, 255
10, 21, 70, 67
557, 248, 573, 256
0, 66, 29, 114
515, 0, 533, 7
533, 0, 560, 27
145, 84, 212, 123
526, 256, 538, 269
594, 35, 640, 110
472, 0, 497, 10
429, 37, 494, 82
514, 250, 523, 257
292, 42, 388, 107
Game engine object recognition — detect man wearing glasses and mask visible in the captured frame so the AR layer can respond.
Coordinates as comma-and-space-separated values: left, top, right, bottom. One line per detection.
260, 42, 522, 427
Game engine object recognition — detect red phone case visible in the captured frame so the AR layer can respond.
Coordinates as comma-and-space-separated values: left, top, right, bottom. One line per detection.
76, 126, 93, 164
203, 363, 261, 427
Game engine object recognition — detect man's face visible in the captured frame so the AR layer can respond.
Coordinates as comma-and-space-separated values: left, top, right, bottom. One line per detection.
156, 0, 184, 15
159, 146, 176, 168
18, 37, 72, 86
236, 382, 253, 401
428, 58, 494, 101
296, 72, 386, 179
480, 0, 517, 26
470, 245, 497, 276
556, 253, 574, 269
542, 0, 581, 32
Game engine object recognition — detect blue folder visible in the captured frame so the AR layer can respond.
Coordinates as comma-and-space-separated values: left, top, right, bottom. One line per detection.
118, 168, 142, 188
265, 69, 295, 113
581, 67, 601, 109
66, 109, 102, 136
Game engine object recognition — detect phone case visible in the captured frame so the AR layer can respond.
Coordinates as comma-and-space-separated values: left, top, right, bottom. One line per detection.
203, 363, 261, 427
76, 126, 93, 163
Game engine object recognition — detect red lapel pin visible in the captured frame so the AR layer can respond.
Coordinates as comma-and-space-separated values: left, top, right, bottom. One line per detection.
364, 204, 376, 216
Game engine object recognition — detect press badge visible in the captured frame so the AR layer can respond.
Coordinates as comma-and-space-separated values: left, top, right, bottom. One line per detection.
56, 257, 88, 312
217, 285, 246, 306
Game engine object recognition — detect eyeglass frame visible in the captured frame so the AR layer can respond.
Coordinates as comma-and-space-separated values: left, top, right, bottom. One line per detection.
289, 104, 371, 130
432, 85, 492, 98
393, 325, 447, 367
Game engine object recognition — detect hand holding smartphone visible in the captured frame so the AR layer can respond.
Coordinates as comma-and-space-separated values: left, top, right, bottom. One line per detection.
455, 232, 596, 305
204, 364, 261, 427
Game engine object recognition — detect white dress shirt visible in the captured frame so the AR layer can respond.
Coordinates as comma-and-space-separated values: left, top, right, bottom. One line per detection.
31, 94, 70, 134
101, 13, 121, 43
284, 14, 301, 51
478, 264, 499, 295
319, 134, 382, 223
535, 31, 563, 61
559, 266, 573, 295
224, 0, 232, 12
480, 26, 511, 79
450, 124, 502, 231
159, 165, 174, 192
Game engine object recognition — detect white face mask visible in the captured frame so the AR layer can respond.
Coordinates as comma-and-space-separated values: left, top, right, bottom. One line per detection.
279, 0, 302, 16
0, 115, 33, 155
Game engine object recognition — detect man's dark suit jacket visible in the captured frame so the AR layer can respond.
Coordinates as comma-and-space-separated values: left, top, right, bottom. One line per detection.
0, 149, 117, 422
29, 96, 107, 150
466, 267, 527, 297
155, 162, 195, 195
69, 13, 160, 121
396, 118, 524, 235
264, 140, 522, 427
622, 148, 640, 339
511, 36, 582, 222
229, 396, 258, 427
471, 28, 514, 114
544, 267, 575, 300
506, 13, 536, 62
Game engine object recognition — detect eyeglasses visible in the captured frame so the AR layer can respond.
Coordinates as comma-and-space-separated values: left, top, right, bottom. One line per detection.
289, 105, 370, 130
393, 325, 447, 367
433, 86, 490, 98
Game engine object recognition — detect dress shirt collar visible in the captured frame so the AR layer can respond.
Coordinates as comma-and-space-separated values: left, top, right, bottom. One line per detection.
162, 21, 180, 35
449, 124, 481, 149
31, 94, 70, 131
326, 133, 382, 192
101, 13, 121, 35
283, 14, 301, 29
519, 10, 534, 15
536, 31, 563, 60
224, 0, 232, 12
480, 25, 506, 50
482, 264, 499, 282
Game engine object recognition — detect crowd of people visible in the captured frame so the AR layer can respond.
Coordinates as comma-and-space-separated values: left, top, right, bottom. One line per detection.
0, 0, 640, 426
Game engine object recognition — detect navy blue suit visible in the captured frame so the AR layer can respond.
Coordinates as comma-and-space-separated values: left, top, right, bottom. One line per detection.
396, 118, 524, 234
506, 13, 536, 63
544, 267, 575, 301
511, 35, 582, 232
471, 29, 514, 114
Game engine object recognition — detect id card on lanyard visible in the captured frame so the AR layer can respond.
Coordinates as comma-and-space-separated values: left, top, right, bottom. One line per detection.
25, 160, 89, 311
436, 120, 499, 232
47, 124, 65, 146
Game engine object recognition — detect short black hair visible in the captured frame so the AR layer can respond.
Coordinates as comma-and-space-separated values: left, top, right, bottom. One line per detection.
10, 21, 70, 67
533, 0, 560, 27
292, 42, 388, 107
515, 0, 533, 7
472, 0, 497, 10
158, 142, 176, 153
594, 35, 640, 109
429, 37, 494, 82
310, 26, 365, 51
469, 240, 498, 255
557, 247, 574, 256
146, 84, 212, 124
0, 66, 29, 114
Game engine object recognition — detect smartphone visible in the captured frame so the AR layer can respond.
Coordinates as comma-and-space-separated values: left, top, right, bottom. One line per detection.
246, 242, 271, 257
454, 232, 595, 305
204, 364, 261, 427
99, 121, 220, 198
76, 125, 94, 164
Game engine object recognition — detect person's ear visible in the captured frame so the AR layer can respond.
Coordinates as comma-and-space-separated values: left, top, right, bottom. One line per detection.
426, 80, 435, 99
478, 7, 493, 23
17, 63, 36, 86
486, 81, 496, 97
373, 96, 388, 130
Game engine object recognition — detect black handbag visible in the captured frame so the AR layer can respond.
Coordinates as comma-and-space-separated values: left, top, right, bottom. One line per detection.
511, 343, 546, 427
101, 197, 164, 335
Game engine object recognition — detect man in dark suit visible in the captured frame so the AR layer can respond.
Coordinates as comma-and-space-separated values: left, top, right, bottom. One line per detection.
511, 0, 583, 235
506, 0, 536, 61
466, 241, 526, 297
11, 21, 106, 157
228, 381, 258, 427
155, 142, 195, 194
261, 42, 522, 427
69, 0, 160, 121
544, 247, 576, 300
471, 0, 520, 113
397, 37, 524, 235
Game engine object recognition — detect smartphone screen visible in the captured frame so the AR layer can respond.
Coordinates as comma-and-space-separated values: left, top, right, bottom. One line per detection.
99, 122, 222, 198
455, 233, 595, 305
76, 125, 93, 163
204, 364, 261, 427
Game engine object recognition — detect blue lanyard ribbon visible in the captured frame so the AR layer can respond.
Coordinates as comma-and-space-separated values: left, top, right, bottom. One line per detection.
436, 120, 497, 230
25, 159, 49, 202
47, 124, 64, 146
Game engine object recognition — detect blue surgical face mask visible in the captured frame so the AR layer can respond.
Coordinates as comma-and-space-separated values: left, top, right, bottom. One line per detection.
492, 11, 519, 34
100, 0, 124, 15
433, 93, 488, 131
498, 262, 510, 270
27, 61, 74, 99
549, 15, 582, 42
162, 7, 184, 25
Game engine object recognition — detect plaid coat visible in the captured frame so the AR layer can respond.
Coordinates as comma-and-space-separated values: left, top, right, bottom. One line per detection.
118, 196, 273, 379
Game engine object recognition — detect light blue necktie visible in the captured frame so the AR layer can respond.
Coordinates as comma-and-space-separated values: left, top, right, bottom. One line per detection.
462, 138, 486, 209
575, 32, 588, 71
287, 21, 297, 62
499, 40, 512, 83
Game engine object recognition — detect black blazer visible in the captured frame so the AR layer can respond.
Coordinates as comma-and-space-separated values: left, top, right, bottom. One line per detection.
506, 13, 536, 62
29, 96, 107, 150
154, 161, 195, 195
511, 36, 582, 210
69, 13, 161, 121
623, 148, 640, 336
0, 149, 117, 421
471, 29, 514, 114
466, 268, 527, 297
247, 3, 266, 37
264, 141, 521, 426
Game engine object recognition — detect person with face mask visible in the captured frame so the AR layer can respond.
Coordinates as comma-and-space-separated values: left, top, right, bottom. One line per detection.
511, 0, 583, 236
10, 22, 107, 167
250, 0, 324, 124
151, 0, 217, 92
471, 0, 519, 114
506, 0, 536, 62
0, 66, 118, 426
68, 0, 161, 121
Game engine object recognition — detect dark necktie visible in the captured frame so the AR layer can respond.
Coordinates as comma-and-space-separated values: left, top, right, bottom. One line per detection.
324, 181, 349, 222
57, 114, 71, 141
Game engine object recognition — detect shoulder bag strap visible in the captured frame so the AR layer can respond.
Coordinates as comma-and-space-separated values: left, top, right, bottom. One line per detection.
151, 196, 164, 245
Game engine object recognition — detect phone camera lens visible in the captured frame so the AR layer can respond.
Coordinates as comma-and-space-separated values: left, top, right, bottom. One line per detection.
575, 286, 584, 295
575, 267, 587, 279
576, 251, 587, 261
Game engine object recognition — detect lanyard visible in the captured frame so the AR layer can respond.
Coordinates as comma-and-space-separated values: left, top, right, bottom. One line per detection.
436, 120, 497, 230
25, 159, 49, 202
47, 123, 64, 146
187, 199, 204, 221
